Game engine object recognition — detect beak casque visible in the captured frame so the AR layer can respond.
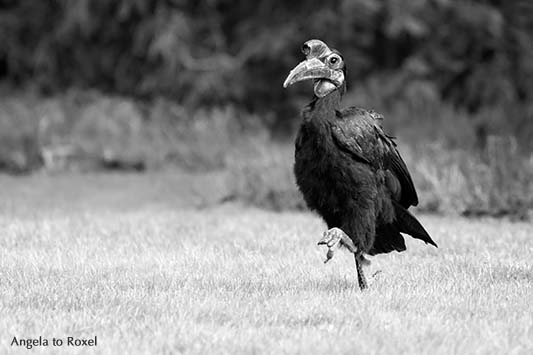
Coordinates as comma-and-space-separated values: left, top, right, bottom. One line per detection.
302, 39, 331, 59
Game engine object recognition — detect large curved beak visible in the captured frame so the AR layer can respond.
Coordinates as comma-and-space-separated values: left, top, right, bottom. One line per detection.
283, 58, 340, 88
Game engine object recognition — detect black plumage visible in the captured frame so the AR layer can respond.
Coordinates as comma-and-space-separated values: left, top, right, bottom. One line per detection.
285, 39, 437, 290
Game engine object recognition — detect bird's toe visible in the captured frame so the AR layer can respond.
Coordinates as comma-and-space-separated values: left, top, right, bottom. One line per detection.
318, 228, 346, 263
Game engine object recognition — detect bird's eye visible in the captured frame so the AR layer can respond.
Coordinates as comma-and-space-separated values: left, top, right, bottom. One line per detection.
329, 56, 340, 65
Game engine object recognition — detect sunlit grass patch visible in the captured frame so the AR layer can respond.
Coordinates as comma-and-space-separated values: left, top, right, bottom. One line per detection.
0, 175, 532, 354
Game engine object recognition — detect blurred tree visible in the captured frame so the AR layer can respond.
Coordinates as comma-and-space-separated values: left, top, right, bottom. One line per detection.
0, 0, 532, 139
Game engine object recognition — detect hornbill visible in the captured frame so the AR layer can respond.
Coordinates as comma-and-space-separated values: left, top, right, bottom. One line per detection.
283, 39, 437, 290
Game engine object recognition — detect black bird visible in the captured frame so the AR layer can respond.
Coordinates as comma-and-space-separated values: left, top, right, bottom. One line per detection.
283, 39, 437, 290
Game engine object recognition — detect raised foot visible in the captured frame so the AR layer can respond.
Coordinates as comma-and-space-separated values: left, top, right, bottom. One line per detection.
317, 227, 357, 263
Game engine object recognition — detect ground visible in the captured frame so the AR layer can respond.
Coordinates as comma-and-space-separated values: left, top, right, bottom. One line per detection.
0, 172, 532, 354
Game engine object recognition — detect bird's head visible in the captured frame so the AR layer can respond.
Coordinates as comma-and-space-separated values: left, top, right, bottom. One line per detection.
283, 39, 346, 98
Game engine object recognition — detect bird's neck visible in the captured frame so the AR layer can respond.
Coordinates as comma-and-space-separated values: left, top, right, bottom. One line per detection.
306, 89, 342, 121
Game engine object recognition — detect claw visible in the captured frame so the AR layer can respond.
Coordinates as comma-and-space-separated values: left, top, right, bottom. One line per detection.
324, 248, 335, 263
317, 231, 332, 246
317, 227, 355, 263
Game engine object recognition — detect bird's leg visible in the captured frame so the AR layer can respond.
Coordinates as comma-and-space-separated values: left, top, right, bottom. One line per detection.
317, 227, 357, 263
355, 254, 368, 290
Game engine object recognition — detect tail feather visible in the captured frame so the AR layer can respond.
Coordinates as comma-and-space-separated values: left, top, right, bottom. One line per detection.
369, 224, 406, 255
392, 201, 437, 248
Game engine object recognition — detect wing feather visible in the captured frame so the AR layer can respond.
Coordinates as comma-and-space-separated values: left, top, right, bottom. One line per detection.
331, 108, 418, 208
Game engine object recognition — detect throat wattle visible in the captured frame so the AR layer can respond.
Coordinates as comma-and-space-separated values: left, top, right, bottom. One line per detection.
314, 80, 337, 98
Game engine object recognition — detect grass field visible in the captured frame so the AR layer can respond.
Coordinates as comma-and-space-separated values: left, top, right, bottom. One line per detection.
0, 172, 532, 354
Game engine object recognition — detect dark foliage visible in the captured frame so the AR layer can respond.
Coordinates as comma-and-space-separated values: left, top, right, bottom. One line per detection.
0, 0, 532, 137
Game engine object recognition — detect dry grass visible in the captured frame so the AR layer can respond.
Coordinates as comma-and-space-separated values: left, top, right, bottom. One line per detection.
226, 138, 533, 219
0, 92, 264, 172
1, 92, 532, 219
0, 172, 532, 354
